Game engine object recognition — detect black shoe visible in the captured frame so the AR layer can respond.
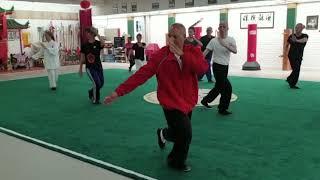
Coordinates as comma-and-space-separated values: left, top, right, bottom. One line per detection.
157, 128, 165, 149
218, 109, 232, 115
201, 99, 212, 108
167, 160, 192, 172
92, 100, 101, 104
182, 165, 192, 172
290, 85, 300, 89
51, 87, 56, 91
208, 80, 213, 83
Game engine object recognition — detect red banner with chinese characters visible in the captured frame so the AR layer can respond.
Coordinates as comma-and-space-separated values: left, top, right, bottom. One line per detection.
247, 24, 257, 62
79, 8, 92, 45
0, 14, 8, 64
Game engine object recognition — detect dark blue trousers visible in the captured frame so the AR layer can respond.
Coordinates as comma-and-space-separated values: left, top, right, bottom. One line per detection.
86, 68, 104, 102
198, 58, 212, 81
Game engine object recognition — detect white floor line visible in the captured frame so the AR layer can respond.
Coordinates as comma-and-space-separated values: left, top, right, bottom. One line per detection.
1, 63, 319, 82
0, 127, 157, 180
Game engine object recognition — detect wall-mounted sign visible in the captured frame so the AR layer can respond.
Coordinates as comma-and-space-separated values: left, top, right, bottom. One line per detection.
131, 2, 137, 12
152, 2, 159, 10
185, 0, 194, 7
114, 37, 125, 48
8, 31, 19, 41
306, 15, 318, 30
169, 0, 175, 8
208, 0, 217, 4
121, 2, 127, 13
112, 3, 118, 14
240, 11, 274, 29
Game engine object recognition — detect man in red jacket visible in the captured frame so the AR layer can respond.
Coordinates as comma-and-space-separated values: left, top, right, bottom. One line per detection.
104, 23, 208, 172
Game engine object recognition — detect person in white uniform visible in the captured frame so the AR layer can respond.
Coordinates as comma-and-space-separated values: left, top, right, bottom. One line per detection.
200, 22, 237, 115
41, 30, 60, 91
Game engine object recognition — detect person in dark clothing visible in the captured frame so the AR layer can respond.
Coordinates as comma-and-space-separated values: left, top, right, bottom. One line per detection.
132, 33, 146, 71
198, 27, 215, 83
286, 23, 308, 89
79, 27, 105, 104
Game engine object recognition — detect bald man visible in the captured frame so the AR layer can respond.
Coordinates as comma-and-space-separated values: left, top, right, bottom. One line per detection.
286, 23, 308, 89
104, 23, 208, 172
201, 22, 237, 115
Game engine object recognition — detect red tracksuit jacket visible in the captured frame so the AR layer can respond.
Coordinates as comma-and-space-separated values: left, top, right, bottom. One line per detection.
115, 45, 208, 114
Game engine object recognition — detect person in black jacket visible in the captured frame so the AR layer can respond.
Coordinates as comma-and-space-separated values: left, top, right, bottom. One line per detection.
286, 23, 308, 89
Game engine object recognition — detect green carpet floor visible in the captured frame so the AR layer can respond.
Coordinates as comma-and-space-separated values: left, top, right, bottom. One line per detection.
1, 69, 320, 180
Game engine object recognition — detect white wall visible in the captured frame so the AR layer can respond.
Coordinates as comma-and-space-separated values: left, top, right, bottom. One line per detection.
296, 2, 320, 70
1, 0, 80, 48
0, 0, 79, 13
93, 17, 128, 38
228, 5, 287, 69
97, 0, 263, 15
15, 19, 79, 48
149, 15, 168, 47
134, 16, 146, 42
176, 10, 220, 36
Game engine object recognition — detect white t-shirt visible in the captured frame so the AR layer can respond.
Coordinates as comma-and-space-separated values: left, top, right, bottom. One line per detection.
206, 36, 236, 66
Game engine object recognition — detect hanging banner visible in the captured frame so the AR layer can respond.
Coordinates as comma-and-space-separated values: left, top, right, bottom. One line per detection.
79, 8, 92, 45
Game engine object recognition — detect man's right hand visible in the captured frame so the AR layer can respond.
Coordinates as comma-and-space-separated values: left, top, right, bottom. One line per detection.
168, 40, 183, 56
104, 92, 119, 105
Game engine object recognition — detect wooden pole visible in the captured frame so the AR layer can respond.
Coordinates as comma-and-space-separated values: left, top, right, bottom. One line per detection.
19, 29, 23, 54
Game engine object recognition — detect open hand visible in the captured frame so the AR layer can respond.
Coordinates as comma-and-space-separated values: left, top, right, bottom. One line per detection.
104, 92, 119, 105
168, 40, 183, 56
218, 37, 228, 48
291, 35, 297, 42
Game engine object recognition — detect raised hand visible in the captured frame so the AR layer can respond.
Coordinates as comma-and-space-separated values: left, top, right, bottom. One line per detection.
168, 39, 183, 56
218, 37, 227, 47
291, 35, 297, 42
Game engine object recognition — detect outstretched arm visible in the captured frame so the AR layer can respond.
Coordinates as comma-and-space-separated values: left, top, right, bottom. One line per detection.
104, 49, 166, 105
